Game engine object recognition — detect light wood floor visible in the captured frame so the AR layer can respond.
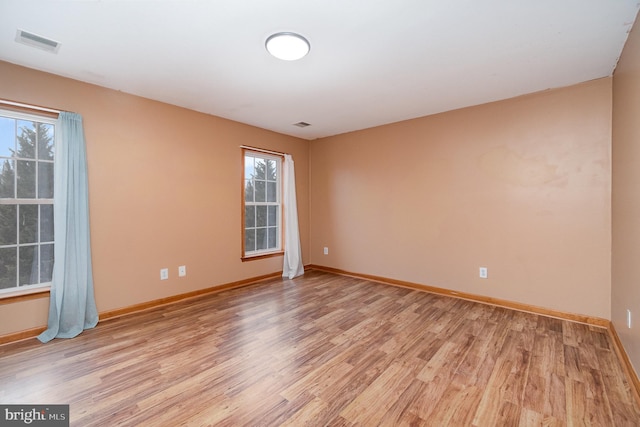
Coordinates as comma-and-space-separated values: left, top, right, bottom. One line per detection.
1, 270, 639, 426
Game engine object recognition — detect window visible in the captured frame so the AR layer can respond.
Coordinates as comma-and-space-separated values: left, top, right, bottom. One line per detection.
0, 110, 56, 294
242, 149, 282, 259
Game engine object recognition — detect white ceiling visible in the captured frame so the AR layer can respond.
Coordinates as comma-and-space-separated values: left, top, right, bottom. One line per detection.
1, 1, 638, 140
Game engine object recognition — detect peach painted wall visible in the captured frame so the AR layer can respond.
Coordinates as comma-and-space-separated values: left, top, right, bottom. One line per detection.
310, 79, 612, 319
0, 61, 309, 337
612, 20, 640, 375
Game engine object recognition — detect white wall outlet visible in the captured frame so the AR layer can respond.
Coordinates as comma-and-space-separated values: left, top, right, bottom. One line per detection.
627, 309, 632, 329
160, 268, 169, 280
479, 267, 488, 279
178, 265, 186, 277
323, 247, 329, 255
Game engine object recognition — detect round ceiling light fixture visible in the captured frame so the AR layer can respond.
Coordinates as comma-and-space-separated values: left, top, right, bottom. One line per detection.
265, 32, 310, 61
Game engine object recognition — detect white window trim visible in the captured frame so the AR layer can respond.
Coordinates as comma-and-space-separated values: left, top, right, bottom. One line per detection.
0, 108, 56, 296
242, 149, 284, 260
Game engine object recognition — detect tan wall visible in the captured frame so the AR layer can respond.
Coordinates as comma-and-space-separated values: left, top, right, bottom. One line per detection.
0, 61, 309, 337
612, 20, 640, 375
310, 79, 612, 319
0, 61, 618, 339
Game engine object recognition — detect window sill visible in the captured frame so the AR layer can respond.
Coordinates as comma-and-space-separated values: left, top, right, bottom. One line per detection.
241, 251, 284, 262
0, 286, 51, 305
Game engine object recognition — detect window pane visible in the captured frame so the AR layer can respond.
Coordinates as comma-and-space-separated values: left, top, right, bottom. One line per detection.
244, 156, 254, 180
244, 180, 254, 202
267, 181, 277, 203
0, 116, 15, 158
243, 152, 281, 257
16, 120, 36, 159
40, 243, 54, 283
19, 204, 38, 244
256, 228, 267, 250
268, 227, 277, 249
0, 114, 55, 291
37, 123, 54, 160
38, 162, 54, 198
266, 159, 276, 181
256, 206, 267, 227
245, 205, 255, 228
40, 204, 54, 243
255, 158, 266, 179
268, 205, 277, 227
0, 159, 15, 198
0, 247, 17, 289
16, 160, 36, 198
255, 181, 266, 202
0, 205, 17, 245
245, 228, 256, 252
19, 245, 38, 286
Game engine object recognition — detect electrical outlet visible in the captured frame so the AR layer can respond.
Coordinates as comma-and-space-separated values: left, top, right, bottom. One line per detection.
323, 247, 329, 255
178, 265, 186, 277
627, 309, 632, 329
160, 268, 169, 280
479, 267, 488, 279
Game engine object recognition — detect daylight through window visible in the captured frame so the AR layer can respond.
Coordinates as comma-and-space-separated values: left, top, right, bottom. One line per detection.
0, 110, 56, 294
243, 150, 282, 258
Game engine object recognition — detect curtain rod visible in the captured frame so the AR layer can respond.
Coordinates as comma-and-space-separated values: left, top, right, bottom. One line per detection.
0, 99, 61, 114
240, 145, 287, 157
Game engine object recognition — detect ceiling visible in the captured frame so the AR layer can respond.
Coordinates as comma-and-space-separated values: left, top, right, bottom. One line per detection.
1, 1, 638, 140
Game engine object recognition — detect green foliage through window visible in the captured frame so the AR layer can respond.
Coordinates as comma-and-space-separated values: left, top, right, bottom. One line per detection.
0, 111, 55, 291
243, 151, 281, 256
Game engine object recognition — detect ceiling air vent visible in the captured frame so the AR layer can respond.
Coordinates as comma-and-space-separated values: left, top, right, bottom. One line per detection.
15, 29, 61, 53
293, 122, 311, 128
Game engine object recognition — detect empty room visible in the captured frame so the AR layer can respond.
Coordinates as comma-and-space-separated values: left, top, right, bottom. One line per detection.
1, 1, 640, 425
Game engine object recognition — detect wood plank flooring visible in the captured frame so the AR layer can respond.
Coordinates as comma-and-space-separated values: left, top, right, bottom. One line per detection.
1, 270, 639, 426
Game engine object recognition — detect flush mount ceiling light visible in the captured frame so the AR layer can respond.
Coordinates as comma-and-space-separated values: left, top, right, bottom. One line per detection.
265, 32, 310, 61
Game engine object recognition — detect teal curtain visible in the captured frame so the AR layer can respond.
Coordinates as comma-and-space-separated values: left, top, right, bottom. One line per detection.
38, 112, 98, 343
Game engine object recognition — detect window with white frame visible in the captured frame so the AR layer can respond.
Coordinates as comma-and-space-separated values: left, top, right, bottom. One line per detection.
243, 150, 282, 259
0, 110, 55, 294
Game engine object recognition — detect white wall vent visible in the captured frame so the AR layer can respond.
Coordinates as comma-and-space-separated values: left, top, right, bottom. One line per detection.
15, 29, 61, 53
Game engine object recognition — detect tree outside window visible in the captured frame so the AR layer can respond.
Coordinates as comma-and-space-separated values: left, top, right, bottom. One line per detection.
0, 112, 55, 292
243, 150, 282, 258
